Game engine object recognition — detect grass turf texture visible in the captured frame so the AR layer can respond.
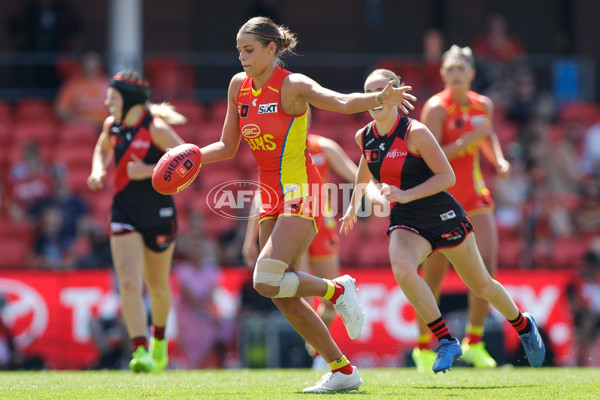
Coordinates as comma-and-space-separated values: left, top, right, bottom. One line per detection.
0, 368, 598, 399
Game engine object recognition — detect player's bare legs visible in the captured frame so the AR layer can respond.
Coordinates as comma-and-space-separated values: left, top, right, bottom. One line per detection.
258, 217, 344, 362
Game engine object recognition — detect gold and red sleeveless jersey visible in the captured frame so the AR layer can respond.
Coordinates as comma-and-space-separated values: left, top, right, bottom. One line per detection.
237, 66, 322, 206
436, 88, 493, 212
307, 133, 329, 182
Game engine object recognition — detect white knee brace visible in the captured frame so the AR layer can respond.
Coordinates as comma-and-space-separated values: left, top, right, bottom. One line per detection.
253, 258, 299, 298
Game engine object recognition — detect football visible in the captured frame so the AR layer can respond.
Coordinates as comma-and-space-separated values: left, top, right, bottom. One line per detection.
152, 143, 202, 195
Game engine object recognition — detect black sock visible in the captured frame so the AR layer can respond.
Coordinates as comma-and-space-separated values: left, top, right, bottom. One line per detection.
427, 316, 454, 342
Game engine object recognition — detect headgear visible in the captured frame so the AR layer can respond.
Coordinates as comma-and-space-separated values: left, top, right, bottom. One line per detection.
109, 74, 150, 120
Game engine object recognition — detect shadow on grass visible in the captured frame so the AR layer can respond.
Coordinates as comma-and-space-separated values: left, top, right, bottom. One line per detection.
414, 385, 536, 390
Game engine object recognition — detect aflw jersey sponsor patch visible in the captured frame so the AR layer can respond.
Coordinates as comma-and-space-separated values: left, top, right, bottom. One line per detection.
258, 103, 278, 114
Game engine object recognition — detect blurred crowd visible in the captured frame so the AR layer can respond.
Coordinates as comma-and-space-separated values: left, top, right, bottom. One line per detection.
0, 7, 599, 368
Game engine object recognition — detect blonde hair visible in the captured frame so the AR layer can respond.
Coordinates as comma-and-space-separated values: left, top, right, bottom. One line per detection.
442, 45, 475, 68
366, 68, 404, 87
149, 102, 187, 125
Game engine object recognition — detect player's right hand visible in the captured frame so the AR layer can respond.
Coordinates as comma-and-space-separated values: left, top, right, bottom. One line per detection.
87, 170, 106, 191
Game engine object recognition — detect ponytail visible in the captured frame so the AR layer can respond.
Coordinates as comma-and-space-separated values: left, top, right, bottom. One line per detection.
149, 102, 187, 125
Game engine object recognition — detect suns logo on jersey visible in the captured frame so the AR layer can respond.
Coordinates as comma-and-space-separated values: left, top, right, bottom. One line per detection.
241, 124, 277, 151
242, 124, 261, 139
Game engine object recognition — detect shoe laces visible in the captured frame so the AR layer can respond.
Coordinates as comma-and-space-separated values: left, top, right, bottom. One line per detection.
335, 296, 351, 319
315, 372, 333, 386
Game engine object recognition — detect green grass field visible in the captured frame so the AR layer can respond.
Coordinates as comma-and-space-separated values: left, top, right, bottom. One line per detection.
0, 367, 599, 400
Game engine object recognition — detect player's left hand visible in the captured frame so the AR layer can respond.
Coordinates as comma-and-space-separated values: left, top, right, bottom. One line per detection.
127, 153, 152, 180
380, 81, 417, 115
339, 206, 358, 235
381, 183, 412, 204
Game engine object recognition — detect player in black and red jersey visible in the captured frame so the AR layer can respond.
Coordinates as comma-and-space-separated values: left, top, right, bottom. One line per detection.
88, 70, 186, 373
340, 68, 546, 373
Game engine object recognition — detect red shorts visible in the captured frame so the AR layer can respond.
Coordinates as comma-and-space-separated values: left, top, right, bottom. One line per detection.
458, 191, 494, 214
308, 216, 339, 259
259, 195, 324, 233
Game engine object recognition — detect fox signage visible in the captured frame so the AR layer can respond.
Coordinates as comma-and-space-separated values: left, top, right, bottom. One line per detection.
0, 268, 574, 369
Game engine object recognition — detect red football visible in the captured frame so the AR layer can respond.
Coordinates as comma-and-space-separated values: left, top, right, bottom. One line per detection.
152, 143, 202, 195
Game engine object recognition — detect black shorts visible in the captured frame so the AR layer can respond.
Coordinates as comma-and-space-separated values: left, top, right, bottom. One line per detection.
110, 220, 177, 252
386, 195, 473, 250
387, 217, 473, 250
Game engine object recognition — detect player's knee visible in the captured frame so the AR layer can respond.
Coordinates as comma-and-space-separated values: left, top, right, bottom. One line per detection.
391, 260, 416, 284
253, 258, 297, 298
119, 276, 142, 296
254, 282, 280, 298
470, 279, 496, 300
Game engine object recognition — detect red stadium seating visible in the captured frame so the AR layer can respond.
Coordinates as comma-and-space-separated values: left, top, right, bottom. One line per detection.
497, 237, 524, 269
145, 57, 196, 100
88, 192, 113, 224
0, 238, 29, 268
15, 98, 56, 123
53, 144, 93, 169
0, 122, 12, 147
12, 120, 57, 147
68, 166, 94, 195
170, 100, 207, 125
207, 100, 228, 124
0, 101, 12, 123
0, 217, 34, 243
57, 123, 100, 147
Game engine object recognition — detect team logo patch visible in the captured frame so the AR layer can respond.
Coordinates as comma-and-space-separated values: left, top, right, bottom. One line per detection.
241, 104, 249, 117
242, 124, 261, 138
258, 103, 278, 114
177, 159, 194, 177
441, 226, 464, 241
440, 210, 456, 221
365, 149, 380, 162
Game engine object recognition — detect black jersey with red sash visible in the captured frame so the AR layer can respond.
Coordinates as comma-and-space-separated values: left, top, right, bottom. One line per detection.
109, 111, 176, 228
361, 115, 466, 232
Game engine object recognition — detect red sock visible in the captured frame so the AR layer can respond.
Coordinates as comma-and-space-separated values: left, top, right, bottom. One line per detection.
427, 317, 453, 342
332, 364, 354, 375
466, 332, 483, 344
509, 312, 531, 335
152, 325, 166, 340
417, 334, 432, 350
131, 336, 147, 350
328, 281, 345, 304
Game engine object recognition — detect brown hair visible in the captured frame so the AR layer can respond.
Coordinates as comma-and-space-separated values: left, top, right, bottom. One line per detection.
366, 69, 404, 88
238, 16, 298, 65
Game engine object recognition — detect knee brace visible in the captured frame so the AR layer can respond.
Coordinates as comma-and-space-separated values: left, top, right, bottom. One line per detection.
253, 258, 299, 298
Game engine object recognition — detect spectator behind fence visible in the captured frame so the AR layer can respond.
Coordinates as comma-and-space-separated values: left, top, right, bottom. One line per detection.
31, 205, 77, 270
174, 235, 234, 369
472, 13, 525, 95
581, 118, 600, 177
29, 164, 90, 249
567, 248, 600, 366
472, 13, 525, 64
6, 142, 53, 222
55, 52, 109, 130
